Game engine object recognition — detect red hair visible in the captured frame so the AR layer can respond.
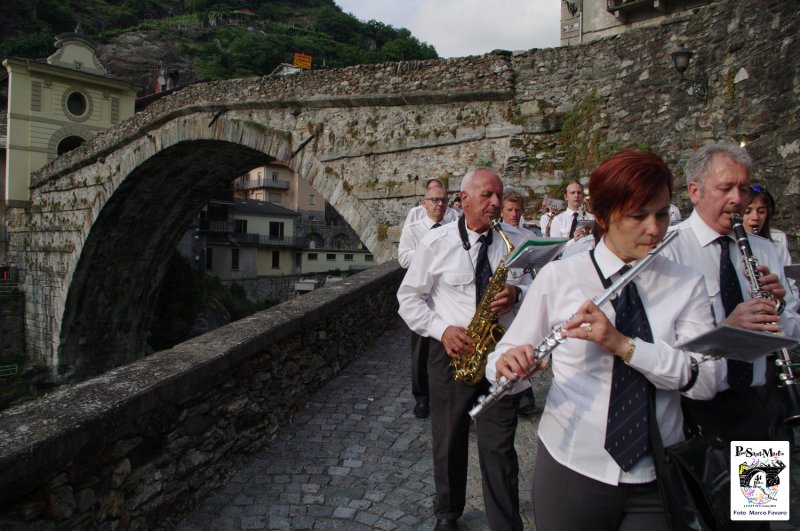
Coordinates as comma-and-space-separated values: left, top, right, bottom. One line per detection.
589, 150, 674, 236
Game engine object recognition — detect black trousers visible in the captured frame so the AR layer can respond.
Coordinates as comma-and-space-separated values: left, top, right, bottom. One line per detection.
427, 339, 523, 530
533, 440, 668, 531
410, 331, 429, 403
682, 387, 770, 442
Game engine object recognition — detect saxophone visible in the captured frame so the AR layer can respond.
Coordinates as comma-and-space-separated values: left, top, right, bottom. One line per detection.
452, 218, 516, 385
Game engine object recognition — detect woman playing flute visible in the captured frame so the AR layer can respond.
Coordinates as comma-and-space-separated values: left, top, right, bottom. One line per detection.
487, 150, 723, 530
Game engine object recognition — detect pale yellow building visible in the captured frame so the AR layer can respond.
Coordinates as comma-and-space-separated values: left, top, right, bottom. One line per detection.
2, 33, 140, 206
1, 33, 140, 264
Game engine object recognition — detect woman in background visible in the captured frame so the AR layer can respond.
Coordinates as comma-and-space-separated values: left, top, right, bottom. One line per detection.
743, 185, 791, 265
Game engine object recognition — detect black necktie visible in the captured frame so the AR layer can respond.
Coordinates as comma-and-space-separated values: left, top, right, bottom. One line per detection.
475, 233, 493, 306
568, 212, 579, 238
604, 266, 654, 471
431, 222, 441, 229
718, 236, 752, 391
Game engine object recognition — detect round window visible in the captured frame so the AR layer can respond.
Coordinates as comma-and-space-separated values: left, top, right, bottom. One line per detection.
66, 92, 88, 117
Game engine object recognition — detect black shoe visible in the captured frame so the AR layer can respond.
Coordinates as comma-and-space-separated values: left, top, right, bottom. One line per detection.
413, 401, 430, 418
433, 518, 457, 531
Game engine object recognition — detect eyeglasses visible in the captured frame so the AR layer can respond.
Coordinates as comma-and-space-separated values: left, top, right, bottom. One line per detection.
424, 198, 448, 204
751, 185, 767, 192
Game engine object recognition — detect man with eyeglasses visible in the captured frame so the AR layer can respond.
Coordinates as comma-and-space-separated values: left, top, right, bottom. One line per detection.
404, 178, 460, 227
399, 186, 451, 420
398, 168, 529, 531
661, 144, 800, 531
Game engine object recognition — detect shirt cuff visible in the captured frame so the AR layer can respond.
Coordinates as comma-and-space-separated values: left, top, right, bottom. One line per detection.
430, 319, 449, 343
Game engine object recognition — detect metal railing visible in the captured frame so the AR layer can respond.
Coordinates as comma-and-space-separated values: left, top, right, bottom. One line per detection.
230, 233, 306, 248
234, 178, 290, 190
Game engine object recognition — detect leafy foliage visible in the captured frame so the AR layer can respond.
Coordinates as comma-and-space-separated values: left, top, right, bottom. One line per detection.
0, 0, 438, 80
149, 252, 275, 351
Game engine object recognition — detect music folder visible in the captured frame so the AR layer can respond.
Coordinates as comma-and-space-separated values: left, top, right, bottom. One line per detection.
505, 237, 568, 270
784, 264, 800, 283
677, 324, 798, 362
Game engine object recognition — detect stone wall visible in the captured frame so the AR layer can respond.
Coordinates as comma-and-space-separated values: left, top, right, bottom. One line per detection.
0, 262, 404, 530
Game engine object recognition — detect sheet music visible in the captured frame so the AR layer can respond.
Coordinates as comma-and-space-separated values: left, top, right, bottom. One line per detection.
677, 324, 798, 362
505, 238, 568, 270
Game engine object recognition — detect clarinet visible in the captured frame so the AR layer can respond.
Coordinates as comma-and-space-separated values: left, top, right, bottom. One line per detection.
731, 214, 800, 424
469, 230, 678, 419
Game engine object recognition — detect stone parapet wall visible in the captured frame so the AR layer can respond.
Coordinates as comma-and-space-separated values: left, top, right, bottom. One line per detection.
0, 262, 404, 530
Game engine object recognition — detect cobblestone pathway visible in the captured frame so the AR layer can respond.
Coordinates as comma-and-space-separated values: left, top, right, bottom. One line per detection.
177, 320, 799, 530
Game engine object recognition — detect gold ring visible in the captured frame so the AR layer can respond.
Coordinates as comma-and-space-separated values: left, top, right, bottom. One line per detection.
501, 354, 508, 365
586, 325, 592, 333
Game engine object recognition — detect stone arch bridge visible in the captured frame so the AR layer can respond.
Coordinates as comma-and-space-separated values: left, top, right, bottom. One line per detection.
6, 0, 800, 380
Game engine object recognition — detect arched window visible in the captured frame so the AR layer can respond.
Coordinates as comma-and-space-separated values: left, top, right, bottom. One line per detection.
57, 136, 85, 155
306, 233, 324, 249
331, 234, 350, 249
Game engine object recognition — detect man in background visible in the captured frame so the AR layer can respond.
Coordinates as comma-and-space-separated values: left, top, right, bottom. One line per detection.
398, 185, 451, 418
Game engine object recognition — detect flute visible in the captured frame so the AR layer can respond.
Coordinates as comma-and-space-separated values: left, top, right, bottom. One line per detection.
469, 230, 679, 419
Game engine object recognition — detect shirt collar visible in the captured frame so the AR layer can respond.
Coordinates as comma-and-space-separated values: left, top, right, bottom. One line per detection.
594, 237, 634, 280
688, 210, 729, 247
466, 226, 490, 246
422, 216, 442, 229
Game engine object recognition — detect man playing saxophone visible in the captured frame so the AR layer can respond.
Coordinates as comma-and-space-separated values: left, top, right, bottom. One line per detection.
397, 167, 530, 531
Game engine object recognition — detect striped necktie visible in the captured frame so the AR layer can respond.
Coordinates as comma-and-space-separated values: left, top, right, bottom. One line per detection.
604, 266, 654, 471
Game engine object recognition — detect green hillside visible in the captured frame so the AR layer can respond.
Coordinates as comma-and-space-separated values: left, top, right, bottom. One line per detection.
0, 0, 438, 81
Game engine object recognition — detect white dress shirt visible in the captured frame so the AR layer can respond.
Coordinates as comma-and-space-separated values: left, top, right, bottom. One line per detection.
397, 221, 530, 387
550, 208, 595, 239
559, 234, 596, 260
661, 211, 800, 389
770, 229, 791, 265
486, 237, 722, 486
404, 205, 460, 227
398, 216, 448, 269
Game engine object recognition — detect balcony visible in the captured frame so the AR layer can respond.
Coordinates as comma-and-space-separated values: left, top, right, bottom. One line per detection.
607, 0, 665, 20
230, 233, 306, 248
234, 178, 290, 190
607, 0, 711, 20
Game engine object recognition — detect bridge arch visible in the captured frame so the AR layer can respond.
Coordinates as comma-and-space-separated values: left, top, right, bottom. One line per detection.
22, 104, 396, 379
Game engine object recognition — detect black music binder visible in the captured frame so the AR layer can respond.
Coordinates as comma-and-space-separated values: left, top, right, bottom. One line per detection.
677, 324, 798, 362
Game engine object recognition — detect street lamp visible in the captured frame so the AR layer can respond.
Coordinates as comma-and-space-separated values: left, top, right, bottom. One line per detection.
671, 44, 708, 102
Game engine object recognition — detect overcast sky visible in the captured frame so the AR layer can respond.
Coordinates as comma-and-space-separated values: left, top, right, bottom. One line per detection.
334, 0, 562, 58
